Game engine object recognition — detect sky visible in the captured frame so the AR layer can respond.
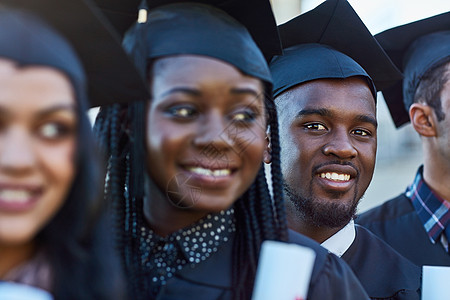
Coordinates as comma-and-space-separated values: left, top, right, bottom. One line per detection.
276, 0, 450, 34
272, 0, 450, 34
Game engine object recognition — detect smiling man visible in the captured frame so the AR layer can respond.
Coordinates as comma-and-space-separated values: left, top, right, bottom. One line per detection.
270, 1, 421, 299
276, 76, 377, 243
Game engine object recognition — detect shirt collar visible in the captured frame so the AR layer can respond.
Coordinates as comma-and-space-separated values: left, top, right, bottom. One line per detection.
139, 207, 236, 287
321, 219, 356, 257
406, 165, 450, 244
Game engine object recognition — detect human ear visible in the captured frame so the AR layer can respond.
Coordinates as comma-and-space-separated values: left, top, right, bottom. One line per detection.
263, 134, 272, 164
409, 103, 436, 137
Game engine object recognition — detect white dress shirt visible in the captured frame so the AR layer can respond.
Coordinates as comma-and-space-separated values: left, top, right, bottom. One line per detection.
321, 219, 356, 257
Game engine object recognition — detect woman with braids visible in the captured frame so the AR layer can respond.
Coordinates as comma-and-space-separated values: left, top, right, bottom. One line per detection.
0, 0, 145, 298
95, 1, 369, 299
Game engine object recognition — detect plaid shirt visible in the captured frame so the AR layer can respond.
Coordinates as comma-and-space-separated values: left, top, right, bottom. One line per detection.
406, 166, 450, 252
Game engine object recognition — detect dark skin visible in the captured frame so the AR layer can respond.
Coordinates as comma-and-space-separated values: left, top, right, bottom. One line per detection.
410, 70, 450, 202
285, 196, 338, 243
275, 77, 377, 243
145, 55, 268, 237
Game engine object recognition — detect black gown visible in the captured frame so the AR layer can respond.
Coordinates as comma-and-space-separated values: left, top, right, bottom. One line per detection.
341, 225, 421, 299
357, 193, 450, 267
154, 230, 369, 299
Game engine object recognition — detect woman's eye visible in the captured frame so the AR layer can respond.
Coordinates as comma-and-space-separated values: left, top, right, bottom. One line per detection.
38, 122, 73, 140
231, 111, 256, 123
167, 106, 197, 119
305, 123, 327, 131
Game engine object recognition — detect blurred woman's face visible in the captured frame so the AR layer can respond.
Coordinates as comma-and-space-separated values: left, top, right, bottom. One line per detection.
0, 59, 77, 248
146, 55, 267, 216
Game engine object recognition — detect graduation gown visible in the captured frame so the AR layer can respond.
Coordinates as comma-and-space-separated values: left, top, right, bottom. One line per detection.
357, 193, 450, 267
155, 230, 369, 299
341, 225, 421, 299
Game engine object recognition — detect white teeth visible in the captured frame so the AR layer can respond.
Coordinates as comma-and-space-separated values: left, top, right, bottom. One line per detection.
189, 167, 231, 177
319, 172, 350, 181
0, 189, 33, 203
212, 169, 230, 176
189, 167, 211, 176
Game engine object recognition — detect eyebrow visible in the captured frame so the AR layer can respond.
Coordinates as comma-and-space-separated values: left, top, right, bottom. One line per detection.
160, 87, 201, 98
230, 87, 262, 98
356, 114, 378, 128
0, 104, 76, 119
36, 104, 77, 118
296, 108, 377, 128
296, 108, 332, 118
160, 87, 262, 99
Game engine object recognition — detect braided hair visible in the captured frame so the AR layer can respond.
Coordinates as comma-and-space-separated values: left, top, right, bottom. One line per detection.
94, 73, 288, 300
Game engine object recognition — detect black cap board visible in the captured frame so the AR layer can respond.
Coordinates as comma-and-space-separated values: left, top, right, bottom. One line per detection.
92, 0, 141, 37
94, 0, 282, 62
123, 2, 275, 87
270, 0, 402, 99
376, 11, 450, 127
0, 8, 91, 109
0, 0, 149, 107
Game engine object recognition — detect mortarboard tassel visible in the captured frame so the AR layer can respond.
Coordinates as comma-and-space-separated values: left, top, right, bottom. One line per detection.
123, 0, 149, 203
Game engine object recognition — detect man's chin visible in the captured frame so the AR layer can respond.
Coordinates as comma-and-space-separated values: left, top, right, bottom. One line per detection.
293, 197, 357, 228
284, 183, 359, 228
311, 202, 355, 228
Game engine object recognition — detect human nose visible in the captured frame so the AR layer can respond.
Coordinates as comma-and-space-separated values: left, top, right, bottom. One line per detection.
322, 129, 357, 159
193, 111, 234, 151
0, 128, 36, 174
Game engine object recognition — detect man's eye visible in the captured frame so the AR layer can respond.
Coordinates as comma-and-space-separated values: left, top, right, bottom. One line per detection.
305, 123, 327, 131
352, 129, 370, 136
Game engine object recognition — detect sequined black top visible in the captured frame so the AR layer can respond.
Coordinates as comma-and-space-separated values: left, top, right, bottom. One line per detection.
139, 208, 236, 297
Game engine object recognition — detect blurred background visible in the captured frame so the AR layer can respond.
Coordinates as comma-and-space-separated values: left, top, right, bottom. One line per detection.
270, 0, 450, 213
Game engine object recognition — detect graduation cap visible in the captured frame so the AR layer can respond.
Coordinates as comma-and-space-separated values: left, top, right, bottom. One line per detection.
93, 0, 282, 63
92, 0, 141, 37
125, 2, 277, 85
0, 9, 86, 98
270, 0, 402, 99
0, 0, 149, 107
376, 12, 450, 127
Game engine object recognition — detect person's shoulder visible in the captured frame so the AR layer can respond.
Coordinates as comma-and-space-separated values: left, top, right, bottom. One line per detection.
288, 229, 327, 252
288, 229, 370, 300
355, 226, 421, 275
354, 225, 419, 271
348, 226, 421, 299
357, 192, 413, 225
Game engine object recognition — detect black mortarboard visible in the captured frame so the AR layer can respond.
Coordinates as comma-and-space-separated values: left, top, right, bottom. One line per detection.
0, 10, 85, 97
121, 1, 277, 88
94, 0, 282, 63
92, 0, 141, 37
0, 0, 148, 107
270, 0, 402, 99
376, 12, 450, 127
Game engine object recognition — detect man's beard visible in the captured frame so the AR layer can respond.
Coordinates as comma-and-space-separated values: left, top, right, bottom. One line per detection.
284, 181, 360, 228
